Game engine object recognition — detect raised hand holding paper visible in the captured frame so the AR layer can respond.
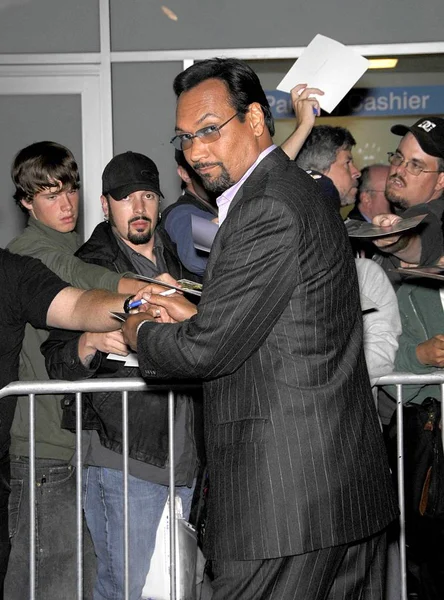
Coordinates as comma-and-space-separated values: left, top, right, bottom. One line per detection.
277, 34, 369, 113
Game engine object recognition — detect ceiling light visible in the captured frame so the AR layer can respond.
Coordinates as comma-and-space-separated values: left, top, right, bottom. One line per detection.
368, 58, 399, 69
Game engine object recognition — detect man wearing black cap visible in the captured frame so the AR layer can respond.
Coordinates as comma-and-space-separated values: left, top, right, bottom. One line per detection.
42, 151, 201, 600
372, 117, 444, 276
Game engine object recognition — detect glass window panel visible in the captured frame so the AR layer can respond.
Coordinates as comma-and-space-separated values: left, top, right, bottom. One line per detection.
110, 0, 444, 52
0, 94, 82, 247
0, 0, 99, 53
112, 62, 184, 207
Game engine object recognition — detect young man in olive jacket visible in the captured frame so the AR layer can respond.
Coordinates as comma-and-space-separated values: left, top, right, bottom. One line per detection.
5, 142, 163, 599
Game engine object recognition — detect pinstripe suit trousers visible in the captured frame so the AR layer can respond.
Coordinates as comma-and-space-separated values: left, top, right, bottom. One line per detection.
210, 528, 388, 600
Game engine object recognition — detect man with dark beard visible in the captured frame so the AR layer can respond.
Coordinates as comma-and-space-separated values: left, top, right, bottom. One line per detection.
42, 151, 201, 600
371, 117, 444, 285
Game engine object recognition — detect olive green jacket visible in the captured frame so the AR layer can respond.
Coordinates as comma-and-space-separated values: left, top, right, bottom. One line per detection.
7, 218, 124, 459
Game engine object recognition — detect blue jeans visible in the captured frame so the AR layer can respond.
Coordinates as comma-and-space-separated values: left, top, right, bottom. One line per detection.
5, 457, 96, 600
83, 466, 194, 600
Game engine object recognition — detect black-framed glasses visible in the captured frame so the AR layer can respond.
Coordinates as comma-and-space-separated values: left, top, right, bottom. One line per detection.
387, 152, 442, 177
170, 112, 240, 151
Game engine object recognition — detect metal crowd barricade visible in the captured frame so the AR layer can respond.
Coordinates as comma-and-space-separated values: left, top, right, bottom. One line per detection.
1, 373, 444, 600
0, 378, 201, 600
375, 372, 444, 600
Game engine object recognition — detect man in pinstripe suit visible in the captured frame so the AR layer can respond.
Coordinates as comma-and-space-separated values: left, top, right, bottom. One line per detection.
122, 58, 398, 599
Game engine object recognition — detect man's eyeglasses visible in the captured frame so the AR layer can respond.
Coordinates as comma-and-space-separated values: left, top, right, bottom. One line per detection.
170, 112, 240, 151
387, 152, 442, 177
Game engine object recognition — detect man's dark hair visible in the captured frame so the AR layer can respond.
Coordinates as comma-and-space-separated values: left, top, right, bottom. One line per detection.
12, 141, 80, 213
174, 149, 194, 190
173, 57, 275, 136
296, 126, 356, 173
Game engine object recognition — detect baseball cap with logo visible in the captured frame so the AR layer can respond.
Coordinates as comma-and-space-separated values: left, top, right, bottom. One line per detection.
391, 117, 444, 159
102, 151, 164, 200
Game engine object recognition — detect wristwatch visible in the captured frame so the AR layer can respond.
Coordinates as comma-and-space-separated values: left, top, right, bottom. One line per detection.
123, 294, 135, 314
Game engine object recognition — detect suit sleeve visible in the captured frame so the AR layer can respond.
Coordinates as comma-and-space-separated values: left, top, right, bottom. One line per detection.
137, 193, 301, 380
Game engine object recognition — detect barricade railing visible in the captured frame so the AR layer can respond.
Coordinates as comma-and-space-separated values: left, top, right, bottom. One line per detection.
0, 373, 443, 600
375, 372, 444, 600
0, 378, 201, 600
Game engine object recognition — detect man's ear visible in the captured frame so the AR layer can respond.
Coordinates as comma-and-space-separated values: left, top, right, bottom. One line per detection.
436, 171, 444, 194
177, 165, 191, 185
247, 102, 266, 137
359, 191, 370, 208
20, 198, 33, 212
100, 194, 109, 220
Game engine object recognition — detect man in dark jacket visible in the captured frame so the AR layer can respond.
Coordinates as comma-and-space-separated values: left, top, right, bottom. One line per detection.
158, 149, 217, 278
42, 152, 201, 600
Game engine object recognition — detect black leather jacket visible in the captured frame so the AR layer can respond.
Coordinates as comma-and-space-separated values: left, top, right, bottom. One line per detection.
42, 222, 203, 475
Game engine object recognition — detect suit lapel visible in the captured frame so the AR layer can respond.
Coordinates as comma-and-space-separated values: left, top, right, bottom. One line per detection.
204, 147, 289, 281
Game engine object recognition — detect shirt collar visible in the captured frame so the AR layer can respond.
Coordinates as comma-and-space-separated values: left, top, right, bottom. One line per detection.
216, 144, 276, 226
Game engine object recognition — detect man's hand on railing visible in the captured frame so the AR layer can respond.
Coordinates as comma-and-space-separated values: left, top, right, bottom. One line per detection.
416, 335, 444, 367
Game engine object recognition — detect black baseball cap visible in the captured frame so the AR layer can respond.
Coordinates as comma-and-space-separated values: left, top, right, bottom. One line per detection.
102, 151, 164, 200
391, 117, 444, 159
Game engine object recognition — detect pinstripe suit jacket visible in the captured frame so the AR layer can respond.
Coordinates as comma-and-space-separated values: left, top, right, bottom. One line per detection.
137, 147, 398, 560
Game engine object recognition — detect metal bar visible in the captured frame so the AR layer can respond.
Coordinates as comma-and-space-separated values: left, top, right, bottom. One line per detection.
98, 0, 114, 168
0, 41, 444, 66
375, 372, 444, 385
396, 385, 408, 600
5, 373, 444, 400
109, 41, 444, 62
0, 378, 199, 398
122, 390, 129, 600
441, 384, 444, 461
28, 393, 36, 600
168, 390, 176, 600
75, 392, 84, 599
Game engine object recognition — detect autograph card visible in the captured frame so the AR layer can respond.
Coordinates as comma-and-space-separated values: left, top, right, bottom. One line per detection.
132, 275, 202, 297
277, 34, 369, 113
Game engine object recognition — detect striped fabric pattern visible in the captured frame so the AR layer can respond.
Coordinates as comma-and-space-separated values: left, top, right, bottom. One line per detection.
137, 147, 398, 561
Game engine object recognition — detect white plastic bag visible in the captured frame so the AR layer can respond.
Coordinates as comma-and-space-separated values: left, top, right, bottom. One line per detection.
142, 496, 197, 600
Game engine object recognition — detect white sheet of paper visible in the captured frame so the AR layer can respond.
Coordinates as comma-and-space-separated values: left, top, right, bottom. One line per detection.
107, 352, 139, 367
276, 34, 369, 113
191, 215, 219, 253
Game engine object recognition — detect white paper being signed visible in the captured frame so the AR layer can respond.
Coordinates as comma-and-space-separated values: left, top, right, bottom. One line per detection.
276, 34, 369, 113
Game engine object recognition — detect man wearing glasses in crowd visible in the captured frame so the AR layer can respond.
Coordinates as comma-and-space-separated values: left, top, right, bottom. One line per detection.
371, 117, 444, 280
